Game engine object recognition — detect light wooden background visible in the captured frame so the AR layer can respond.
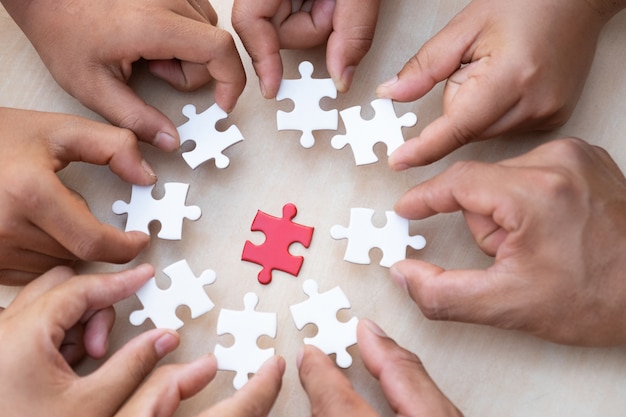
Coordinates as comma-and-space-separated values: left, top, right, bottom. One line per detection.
1, 1, 625, 416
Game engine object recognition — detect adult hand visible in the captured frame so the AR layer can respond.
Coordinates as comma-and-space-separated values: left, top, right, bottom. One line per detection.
1, 0, 245, 150
0, 264, 184, 416
298, 319, 462, 416
232, 0, 380, 98
377, 0, 622, 168
0, 107, 154, 285
392, 138, 626, 346
117, 355, 285, 417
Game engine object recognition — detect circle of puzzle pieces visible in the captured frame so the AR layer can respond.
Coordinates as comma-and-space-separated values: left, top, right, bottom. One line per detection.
129, 259, 217, 330
112, 182, 201, 240
330, 208, 426, 267
214, 292, 277, 390
276, 61, 338, 148
289, 279, 358, 368
331, 98, 417, 165
241, 203, 314, 285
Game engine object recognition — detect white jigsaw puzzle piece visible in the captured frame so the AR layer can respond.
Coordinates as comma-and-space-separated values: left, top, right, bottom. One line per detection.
215, 292, 277, 390
330, 208, 426, 267
290, 279, 358, 368
177, 103, 244, 169
331, 98, 417, 165
276, 61, 338, 148
112, 182, 201, 240
129, 259, 217, 330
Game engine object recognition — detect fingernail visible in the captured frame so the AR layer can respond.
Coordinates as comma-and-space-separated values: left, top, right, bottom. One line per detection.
376, 75, 398, 98
379, 75, 398, 88
141, 160, 157, 180
259, 79, 268, 99
363, 318, 388, 338
296, 347, 305, 369
390, 265, 409, 292
334, 66, 355, 93
154, 131, 178, 152
275, 356, 286, 375
154, 330, 178, 357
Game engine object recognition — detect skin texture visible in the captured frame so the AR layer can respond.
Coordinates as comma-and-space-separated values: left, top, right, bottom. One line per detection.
0, 107, 156, 285
0, 265, 286, 417
297, 319, 463, 416
232, 0, 381, 98
392, 138, 626, 346
377, 0, 626, 169
0, 0, 246, 150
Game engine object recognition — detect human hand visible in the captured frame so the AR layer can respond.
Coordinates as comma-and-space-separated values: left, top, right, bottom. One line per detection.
392, 138, 626, 346
232, 0, 380, 98
297, 319, 462, 416
1, 0, 245, 150
377, 0, 621, 168
0, 107, 155, 285
117, 355, 284, 417
0, 264, 186, 416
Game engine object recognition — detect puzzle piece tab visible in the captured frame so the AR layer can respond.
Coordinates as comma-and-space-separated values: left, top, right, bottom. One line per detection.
290, 279, 358, 368
112, 182, 201, 240
330, 208, 426, 267
177, 103, 244, 169
276, 61, 338, 148
214, 292, 277, 390
242, 203, 314, 285
129, 259, 216, 330
331, 98, 417, 165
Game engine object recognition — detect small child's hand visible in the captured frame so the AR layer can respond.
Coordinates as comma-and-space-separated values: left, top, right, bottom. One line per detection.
0, 107, 155, 285
377, 0, 623, 168
2, 0, 246, 151
232, 0, 380, 98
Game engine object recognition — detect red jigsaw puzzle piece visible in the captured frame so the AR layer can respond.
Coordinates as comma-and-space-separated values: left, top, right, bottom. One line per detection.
242, 203, 314, 285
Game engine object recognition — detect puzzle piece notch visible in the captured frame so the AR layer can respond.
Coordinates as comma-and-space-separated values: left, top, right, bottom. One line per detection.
330, 208, 426, 267
331, 98, 417, 165
112, 182, 201, 240
290, 279, 358, 368
177, 103, 244, 169
214, 292, 277, 390
129, 259, 217, 330
276, 61, 338, 148
242, 203, 314, 285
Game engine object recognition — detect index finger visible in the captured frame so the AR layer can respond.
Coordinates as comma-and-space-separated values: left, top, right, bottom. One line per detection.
327, 0, 380, 92
232, 0, 284, 98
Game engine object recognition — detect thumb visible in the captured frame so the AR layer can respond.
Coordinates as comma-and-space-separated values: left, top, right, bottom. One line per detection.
390, 259, 513, 326
78, 67, 180, 152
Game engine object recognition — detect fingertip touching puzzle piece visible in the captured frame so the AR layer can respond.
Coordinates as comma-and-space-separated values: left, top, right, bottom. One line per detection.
330, 208, 426, 267
112, 182, 201, 240
276, 61, 338, 148
331, 98, 417, 165
177, 102, 244, 169
290, 279, 358, 368
129, 259, 216, 330
214, 292, 277, 389
242, 203, 314, 285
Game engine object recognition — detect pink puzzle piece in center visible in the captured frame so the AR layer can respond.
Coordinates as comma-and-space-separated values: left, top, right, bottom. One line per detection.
242, 203, 314, 285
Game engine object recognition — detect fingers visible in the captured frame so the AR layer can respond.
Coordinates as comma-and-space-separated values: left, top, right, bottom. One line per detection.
76, 68, 181, 152
231, 0, 289, 98
390, 259, 516, 327
82, 306, 116, 359
326, 0, 380, 92
358, 319, 462, 416
298, 345, 378, 417
31, 174, 150, 264
46, 114, 157, 186
84, 328, 181, 415
115, 354, 217, 417
200, 355, 285, 417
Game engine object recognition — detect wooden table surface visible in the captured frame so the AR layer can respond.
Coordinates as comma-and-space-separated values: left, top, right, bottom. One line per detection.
1, 1, 626, 416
